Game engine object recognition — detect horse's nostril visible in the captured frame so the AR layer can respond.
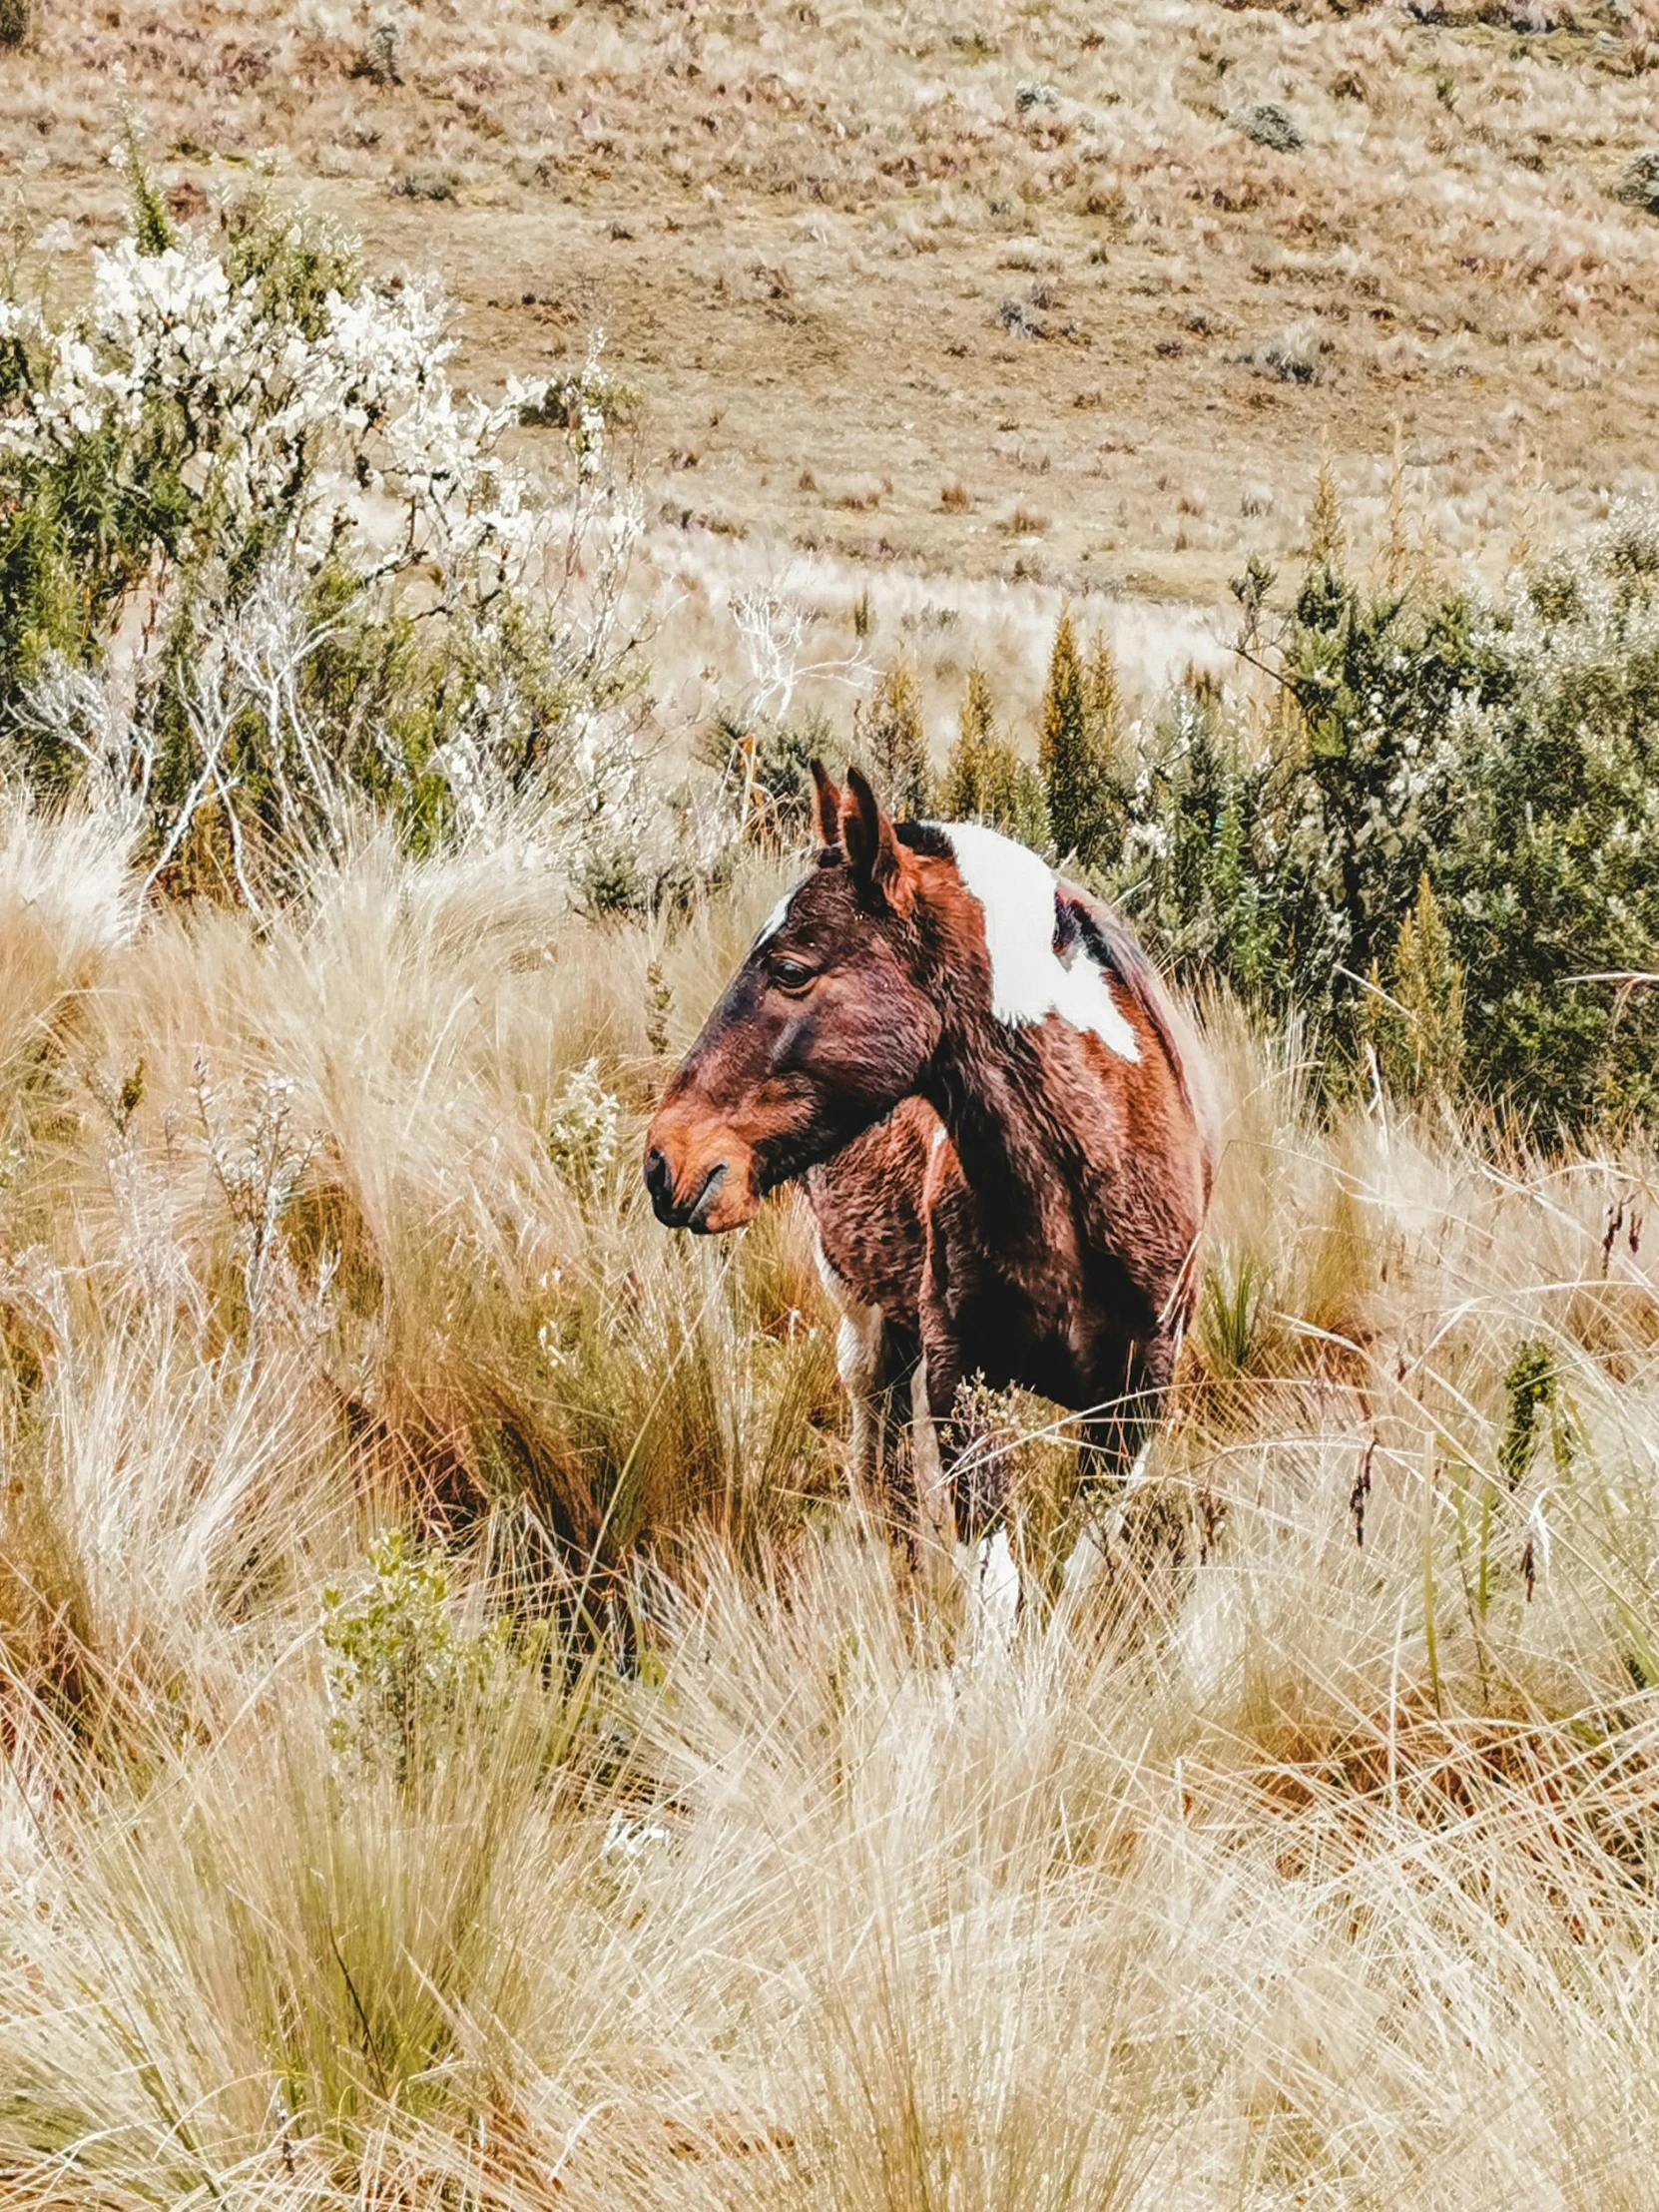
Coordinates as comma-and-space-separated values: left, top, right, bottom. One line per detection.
644, 1146, 672, 1206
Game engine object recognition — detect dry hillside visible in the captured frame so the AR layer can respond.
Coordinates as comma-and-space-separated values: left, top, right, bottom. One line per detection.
3, 0, 1657, 620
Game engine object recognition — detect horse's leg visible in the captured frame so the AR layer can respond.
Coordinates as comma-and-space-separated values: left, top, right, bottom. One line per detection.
816, 1237, 886, 1515
912, 1234, 1017, 1636
909, 1148, 966, 1597
910, 1348, 959, 1598
1065, 1328, 1180, 1594
839, 1303, 886, 1508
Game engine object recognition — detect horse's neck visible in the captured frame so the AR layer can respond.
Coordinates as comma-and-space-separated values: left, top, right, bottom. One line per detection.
928, 1028, 1082, 1256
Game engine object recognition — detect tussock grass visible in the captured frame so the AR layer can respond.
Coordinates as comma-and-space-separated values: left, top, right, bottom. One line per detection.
2, 806, 1659, 2205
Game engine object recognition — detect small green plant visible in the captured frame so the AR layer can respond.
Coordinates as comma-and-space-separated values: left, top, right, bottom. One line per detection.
1363, 874, 1466, 1102
938, 663, 1050, 848
949, 1374, 1078, 1572
1234, 102, 1304, 153
1199, 1249, 1279, 1380
117, 120, 176, 257
350, 18, 401, 84
705, 704, 838, 844
1615, 151, 1659, 215
1306, 456, 1347, 571
858, 656, 930, 818
1039, 612, 1123, 870
322, 1532, 457, 1780
322, 1531, 512, 1782
394, 167, 458, 203
0, 0, 32, 48
1498, 1342, 1556, 1491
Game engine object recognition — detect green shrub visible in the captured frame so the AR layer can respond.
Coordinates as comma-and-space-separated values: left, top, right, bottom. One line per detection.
704, 704, 837, 846
1038, 612, 1124, 870
1114, 675, 1286, 1003
1439, 506, 1659, 1124
939, 663, 1051, 849
322, 1530, 516, 1782
858, 655, 930, 819
1234, 102, 1304, 153
1615, 151, 1659, 216
1115, 506, 1659, 1128
1361, 873, 1466, 1103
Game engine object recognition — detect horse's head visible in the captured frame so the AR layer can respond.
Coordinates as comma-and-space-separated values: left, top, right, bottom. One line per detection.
644, 765, 947, 1233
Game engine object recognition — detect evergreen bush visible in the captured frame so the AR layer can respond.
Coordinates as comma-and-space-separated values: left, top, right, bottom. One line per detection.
939, 663, 1051, 849
1113, 501, 1659, 1129
1038, 611, 1123, 870
858, 655, 930, 819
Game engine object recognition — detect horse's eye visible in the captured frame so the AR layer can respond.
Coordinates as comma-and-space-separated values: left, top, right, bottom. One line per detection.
771, 958, 817, 994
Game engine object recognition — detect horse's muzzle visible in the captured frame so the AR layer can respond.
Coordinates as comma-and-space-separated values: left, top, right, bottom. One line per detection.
644, 1148, 730, 1233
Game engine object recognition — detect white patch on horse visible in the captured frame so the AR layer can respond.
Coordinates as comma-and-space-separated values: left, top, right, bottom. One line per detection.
815, 1234, 886, 1495
932, 821, 1141, 1062
754, 882, 800, 949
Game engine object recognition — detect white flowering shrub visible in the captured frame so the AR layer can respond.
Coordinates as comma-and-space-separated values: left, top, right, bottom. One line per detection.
546, 1058, 621, 1198
0, 166, 644, 902
1112, 502, 1659, 1128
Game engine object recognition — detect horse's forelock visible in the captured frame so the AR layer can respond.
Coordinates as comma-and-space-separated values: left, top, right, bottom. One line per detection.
753, 883, 800, 949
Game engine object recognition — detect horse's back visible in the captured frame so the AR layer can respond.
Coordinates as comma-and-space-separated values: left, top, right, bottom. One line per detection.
1056, 879, 1219, 1204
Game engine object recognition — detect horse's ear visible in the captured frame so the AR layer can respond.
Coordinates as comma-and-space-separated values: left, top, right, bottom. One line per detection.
810, 759, 843, 852
839, 766, 906, 908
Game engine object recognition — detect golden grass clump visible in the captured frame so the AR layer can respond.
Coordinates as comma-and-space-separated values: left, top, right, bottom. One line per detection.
2, 805, 1659, 2205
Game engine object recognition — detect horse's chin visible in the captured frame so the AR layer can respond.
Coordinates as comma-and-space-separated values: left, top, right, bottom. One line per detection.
699, 1147, 817, 1230
692, 1180, 763, 1233
685, 1127, 853, 1232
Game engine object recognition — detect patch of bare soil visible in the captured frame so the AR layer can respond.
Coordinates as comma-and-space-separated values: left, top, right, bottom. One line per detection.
4, 0, 1657, 612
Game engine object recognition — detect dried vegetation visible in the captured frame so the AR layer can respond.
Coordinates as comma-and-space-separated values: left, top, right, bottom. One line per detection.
0, 807, 1655, 2203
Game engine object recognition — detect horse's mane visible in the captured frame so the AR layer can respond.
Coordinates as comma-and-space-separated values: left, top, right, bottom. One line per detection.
1059, 881, 1221, 1191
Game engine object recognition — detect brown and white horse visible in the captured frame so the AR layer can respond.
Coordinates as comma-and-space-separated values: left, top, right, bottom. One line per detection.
645, 764, 1217, 1581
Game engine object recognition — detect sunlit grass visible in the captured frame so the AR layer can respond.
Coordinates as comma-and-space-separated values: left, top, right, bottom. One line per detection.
2, 806, 1659, 2206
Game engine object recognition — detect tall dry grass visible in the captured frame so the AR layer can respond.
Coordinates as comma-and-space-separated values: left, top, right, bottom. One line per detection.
1, 803, 1659, 2206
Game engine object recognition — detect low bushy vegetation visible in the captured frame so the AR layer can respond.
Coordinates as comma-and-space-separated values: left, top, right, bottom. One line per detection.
0, 803, 1657, 2207
0, 164, 646, 907
1115, 499, 1659, 1129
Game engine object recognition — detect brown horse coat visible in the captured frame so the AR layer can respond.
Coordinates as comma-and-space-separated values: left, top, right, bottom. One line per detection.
646, 766, 1216, 1550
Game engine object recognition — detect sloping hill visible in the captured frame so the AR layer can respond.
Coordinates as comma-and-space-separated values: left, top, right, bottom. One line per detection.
3, 0, 1656, 603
